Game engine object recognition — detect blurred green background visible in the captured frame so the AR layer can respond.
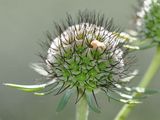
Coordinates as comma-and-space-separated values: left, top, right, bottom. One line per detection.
0, 0, 160, 120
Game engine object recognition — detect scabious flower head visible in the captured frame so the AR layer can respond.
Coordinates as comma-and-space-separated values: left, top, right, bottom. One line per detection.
132, 0, 160, 43
4, 10, 143, 112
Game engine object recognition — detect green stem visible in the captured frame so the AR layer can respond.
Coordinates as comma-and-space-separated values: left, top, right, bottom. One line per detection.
76, 93, 89, 120
114, 45, 160, 120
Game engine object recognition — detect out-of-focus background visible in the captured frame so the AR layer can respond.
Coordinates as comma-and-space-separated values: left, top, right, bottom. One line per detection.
0, 0, 160, 120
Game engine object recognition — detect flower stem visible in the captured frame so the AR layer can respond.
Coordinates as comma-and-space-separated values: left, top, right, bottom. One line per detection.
114, 45, 160, 120
76, 92, 89, 120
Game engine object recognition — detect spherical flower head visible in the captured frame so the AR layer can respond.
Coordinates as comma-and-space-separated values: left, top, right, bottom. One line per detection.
134, 0, 160, 43
46, 23, 125, 92
4, 11, 143, 112
38, 11, 140, 106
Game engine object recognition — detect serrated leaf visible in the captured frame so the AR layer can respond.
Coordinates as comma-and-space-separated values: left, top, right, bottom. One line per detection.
56, 89, 73, 112
86, 93, 101, 113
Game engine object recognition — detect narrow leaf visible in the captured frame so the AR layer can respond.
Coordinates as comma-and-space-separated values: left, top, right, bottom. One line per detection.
106, 93, 140, 104
3, 78, 57, 92
30, 63, 49, 76
3, 83, 45, 92
120, 70, 138, 82
56, 89, 73, 112
34, 84, 61, 96
114, 90, 133, 99
143, 89, 160, 95
86, 93, 101, 113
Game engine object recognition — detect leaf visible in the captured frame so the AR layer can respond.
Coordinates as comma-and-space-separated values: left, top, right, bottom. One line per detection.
123, 86, 160, 96
3, 83, 45, 92
120, 70, 138, 82
132, 87, 145, 93
105, 92, 141, 104
56, 89, 73, 112
123, 45, 140, 50
30, 63, 49, 76
131, 87, 160, 95
143, 89, 160, 95
114, 90, 133, 99
3, 78, 57, 92
85, 93, 101, 113
34, 84, 61, 96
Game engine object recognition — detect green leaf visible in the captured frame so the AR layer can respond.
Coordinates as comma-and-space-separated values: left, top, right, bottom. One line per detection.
131, 87, 160, 95
106, 92, 141, 104
3, 78, 57, 92
56, 89, 73, 112
143, 89, 160, 95
34, 84, 62, 96
3, 83, 45, 92
30, 63, 49, 76
123, 45, 140, 50
132, 87, 145, 93
114, 90, 133, 99
120, 70, 138, 82
86, 93, 101, 113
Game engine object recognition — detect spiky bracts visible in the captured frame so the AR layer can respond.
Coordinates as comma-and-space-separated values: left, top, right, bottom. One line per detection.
4, 11, 145, 112
38, 11, 141, 106
47, 25, 126, 91
46, 13, 127, 91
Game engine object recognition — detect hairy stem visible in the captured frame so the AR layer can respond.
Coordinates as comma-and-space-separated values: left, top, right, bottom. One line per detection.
76, 92, 89, 120
114, 45, 160, 120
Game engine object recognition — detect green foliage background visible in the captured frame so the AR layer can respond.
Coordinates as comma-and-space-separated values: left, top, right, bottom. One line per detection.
0, 0, 160, 120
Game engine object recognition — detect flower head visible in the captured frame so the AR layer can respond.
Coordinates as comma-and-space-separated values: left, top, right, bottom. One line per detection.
130, 0, 160, 46
4, 10, 144, 112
